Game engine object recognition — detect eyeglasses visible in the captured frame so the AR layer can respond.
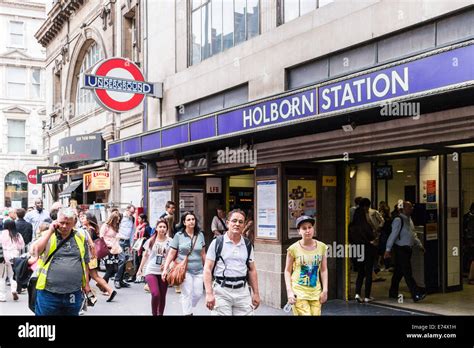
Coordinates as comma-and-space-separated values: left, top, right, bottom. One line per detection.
230, 219, 245, 225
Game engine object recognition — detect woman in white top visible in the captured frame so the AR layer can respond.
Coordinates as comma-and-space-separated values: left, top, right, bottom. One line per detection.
0, 219, 25, 302
137, 219, 172, 316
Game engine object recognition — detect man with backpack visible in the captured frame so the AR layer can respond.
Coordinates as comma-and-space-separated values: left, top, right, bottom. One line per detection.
384, 201, 426, 302
203, 209, 260, 315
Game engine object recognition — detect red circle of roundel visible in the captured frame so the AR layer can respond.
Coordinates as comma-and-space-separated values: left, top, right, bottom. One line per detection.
94, 58, 145, 112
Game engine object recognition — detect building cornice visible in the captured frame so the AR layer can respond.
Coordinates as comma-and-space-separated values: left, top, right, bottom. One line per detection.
34, 0, 85, 48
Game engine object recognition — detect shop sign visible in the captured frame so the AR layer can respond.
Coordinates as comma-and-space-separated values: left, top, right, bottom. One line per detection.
319, 44, 474, 113
322, 176, 337, 187
206, 178, 222, 194
42, 172, 66, 184
109, 43, 474, 161
36, 167, 63, 184
82, 58, 156, 112
59, 133, 104, 165
84, 171, 111, 192
218, 89, 316, 135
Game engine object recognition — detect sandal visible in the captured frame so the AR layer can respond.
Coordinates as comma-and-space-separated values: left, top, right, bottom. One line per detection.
106, 290, 117, 302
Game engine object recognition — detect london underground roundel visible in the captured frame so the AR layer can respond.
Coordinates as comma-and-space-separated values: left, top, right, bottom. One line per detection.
83, 58, 154, 113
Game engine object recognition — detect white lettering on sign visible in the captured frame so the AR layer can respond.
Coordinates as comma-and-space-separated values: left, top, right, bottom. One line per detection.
59, 144, 76, 157
242, 93, 314, 128
321, 67, 409, 111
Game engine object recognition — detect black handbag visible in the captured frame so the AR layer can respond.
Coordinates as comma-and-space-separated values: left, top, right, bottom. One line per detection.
27, 232, 75, 313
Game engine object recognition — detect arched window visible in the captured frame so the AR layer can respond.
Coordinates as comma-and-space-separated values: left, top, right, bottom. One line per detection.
75, 42, 104, 117
4, 171, 28, 209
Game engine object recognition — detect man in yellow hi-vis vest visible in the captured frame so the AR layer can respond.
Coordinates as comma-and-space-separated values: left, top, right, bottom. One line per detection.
32, 208, 89, 316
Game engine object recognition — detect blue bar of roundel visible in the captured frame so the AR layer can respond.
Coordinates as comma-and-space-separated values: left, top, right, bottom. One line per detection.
218, 89, 317, 135
142, 131, 161, 152
123, 137, 140, 155
319, 44, 474, 113
162, 124, 189, 147
190, 117, 215, 141
108, 142, 122, 159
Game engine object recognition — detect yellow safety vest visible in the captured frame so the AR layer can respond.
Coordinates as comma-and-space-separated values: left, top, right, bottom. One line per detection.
36, 230, 87, 290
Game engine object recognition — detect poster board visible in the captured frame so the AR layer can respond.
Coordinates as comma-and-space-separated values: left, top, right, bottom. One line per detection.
288, 179, 317, 239
179, 189, 205, 228
149, 189, 172, 226
256, 180, 277, 239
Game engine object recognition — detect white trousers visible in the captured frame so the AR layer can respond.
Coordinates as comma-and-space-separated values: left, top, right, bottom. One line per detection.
211, 282, 254, 316
180, 272, 203, 315
0, 263, 17, 301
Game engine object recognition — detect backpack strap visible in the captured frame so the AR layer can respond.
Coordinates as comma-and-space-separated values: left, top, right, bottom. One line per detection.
243, 237, 252, 269
211, 235, 224, 278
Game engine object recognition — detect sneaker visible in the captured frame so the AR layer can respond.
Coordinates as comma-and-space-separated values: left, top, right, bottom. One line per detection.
175, 286, 181, 293
114, 281, 122, 289
413, 293, 426, 303
12, 292, 19, 301
373, 276, 386, 282
355, 294, 363, 303
364, 297, 375, 303
79, 310, 85, 315
119, 282, 131, 288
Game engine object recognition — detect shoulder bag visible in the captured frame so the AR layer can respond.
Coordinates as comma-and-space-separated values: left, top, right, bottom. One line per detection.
166, 234, 198, 286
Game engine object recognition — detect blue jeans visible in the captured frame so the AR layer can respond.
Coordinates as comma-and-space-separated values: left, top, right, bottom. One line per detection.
35, 289, 83, 316
115, 240, 131, 283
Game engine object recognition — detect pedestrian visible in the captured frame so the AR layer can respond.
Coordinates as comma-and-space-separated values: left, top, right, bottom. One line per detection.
349, 207, 376, 303
350, 197, 362, 223
284, 215, 328, 315
384, 201, 426, 302
129, 213, 151, 283
115, 205, 135, 289
159, 201, 176, 237
204, 209, 260, 315
81, 212, 116, 302
25, 199, 50, 235
379, 203, 392, 271
31, 208, 89, 315
15, 208, 33, 247
76, 209, 85, 229
100, 211, 123, 286
242, 208, 255, 244
210, 206, 227, 238
6, 208, 17, 221
137, 219, 172, 315
0, 219, 25, 301
359, 198, 385, 282
162, 211, 206, 315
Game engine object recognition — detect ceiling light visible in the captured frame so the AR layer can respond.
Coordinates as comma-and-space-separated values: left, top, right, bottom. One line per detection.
371, 149, 430, 157
446, 143, 474, 148
313, 158, 354, 163
396, 170, 404, 173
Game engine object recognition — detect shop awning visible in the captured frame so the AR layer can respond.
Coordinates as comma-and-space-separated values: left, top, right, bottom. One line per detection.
59, 180, 82, 196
